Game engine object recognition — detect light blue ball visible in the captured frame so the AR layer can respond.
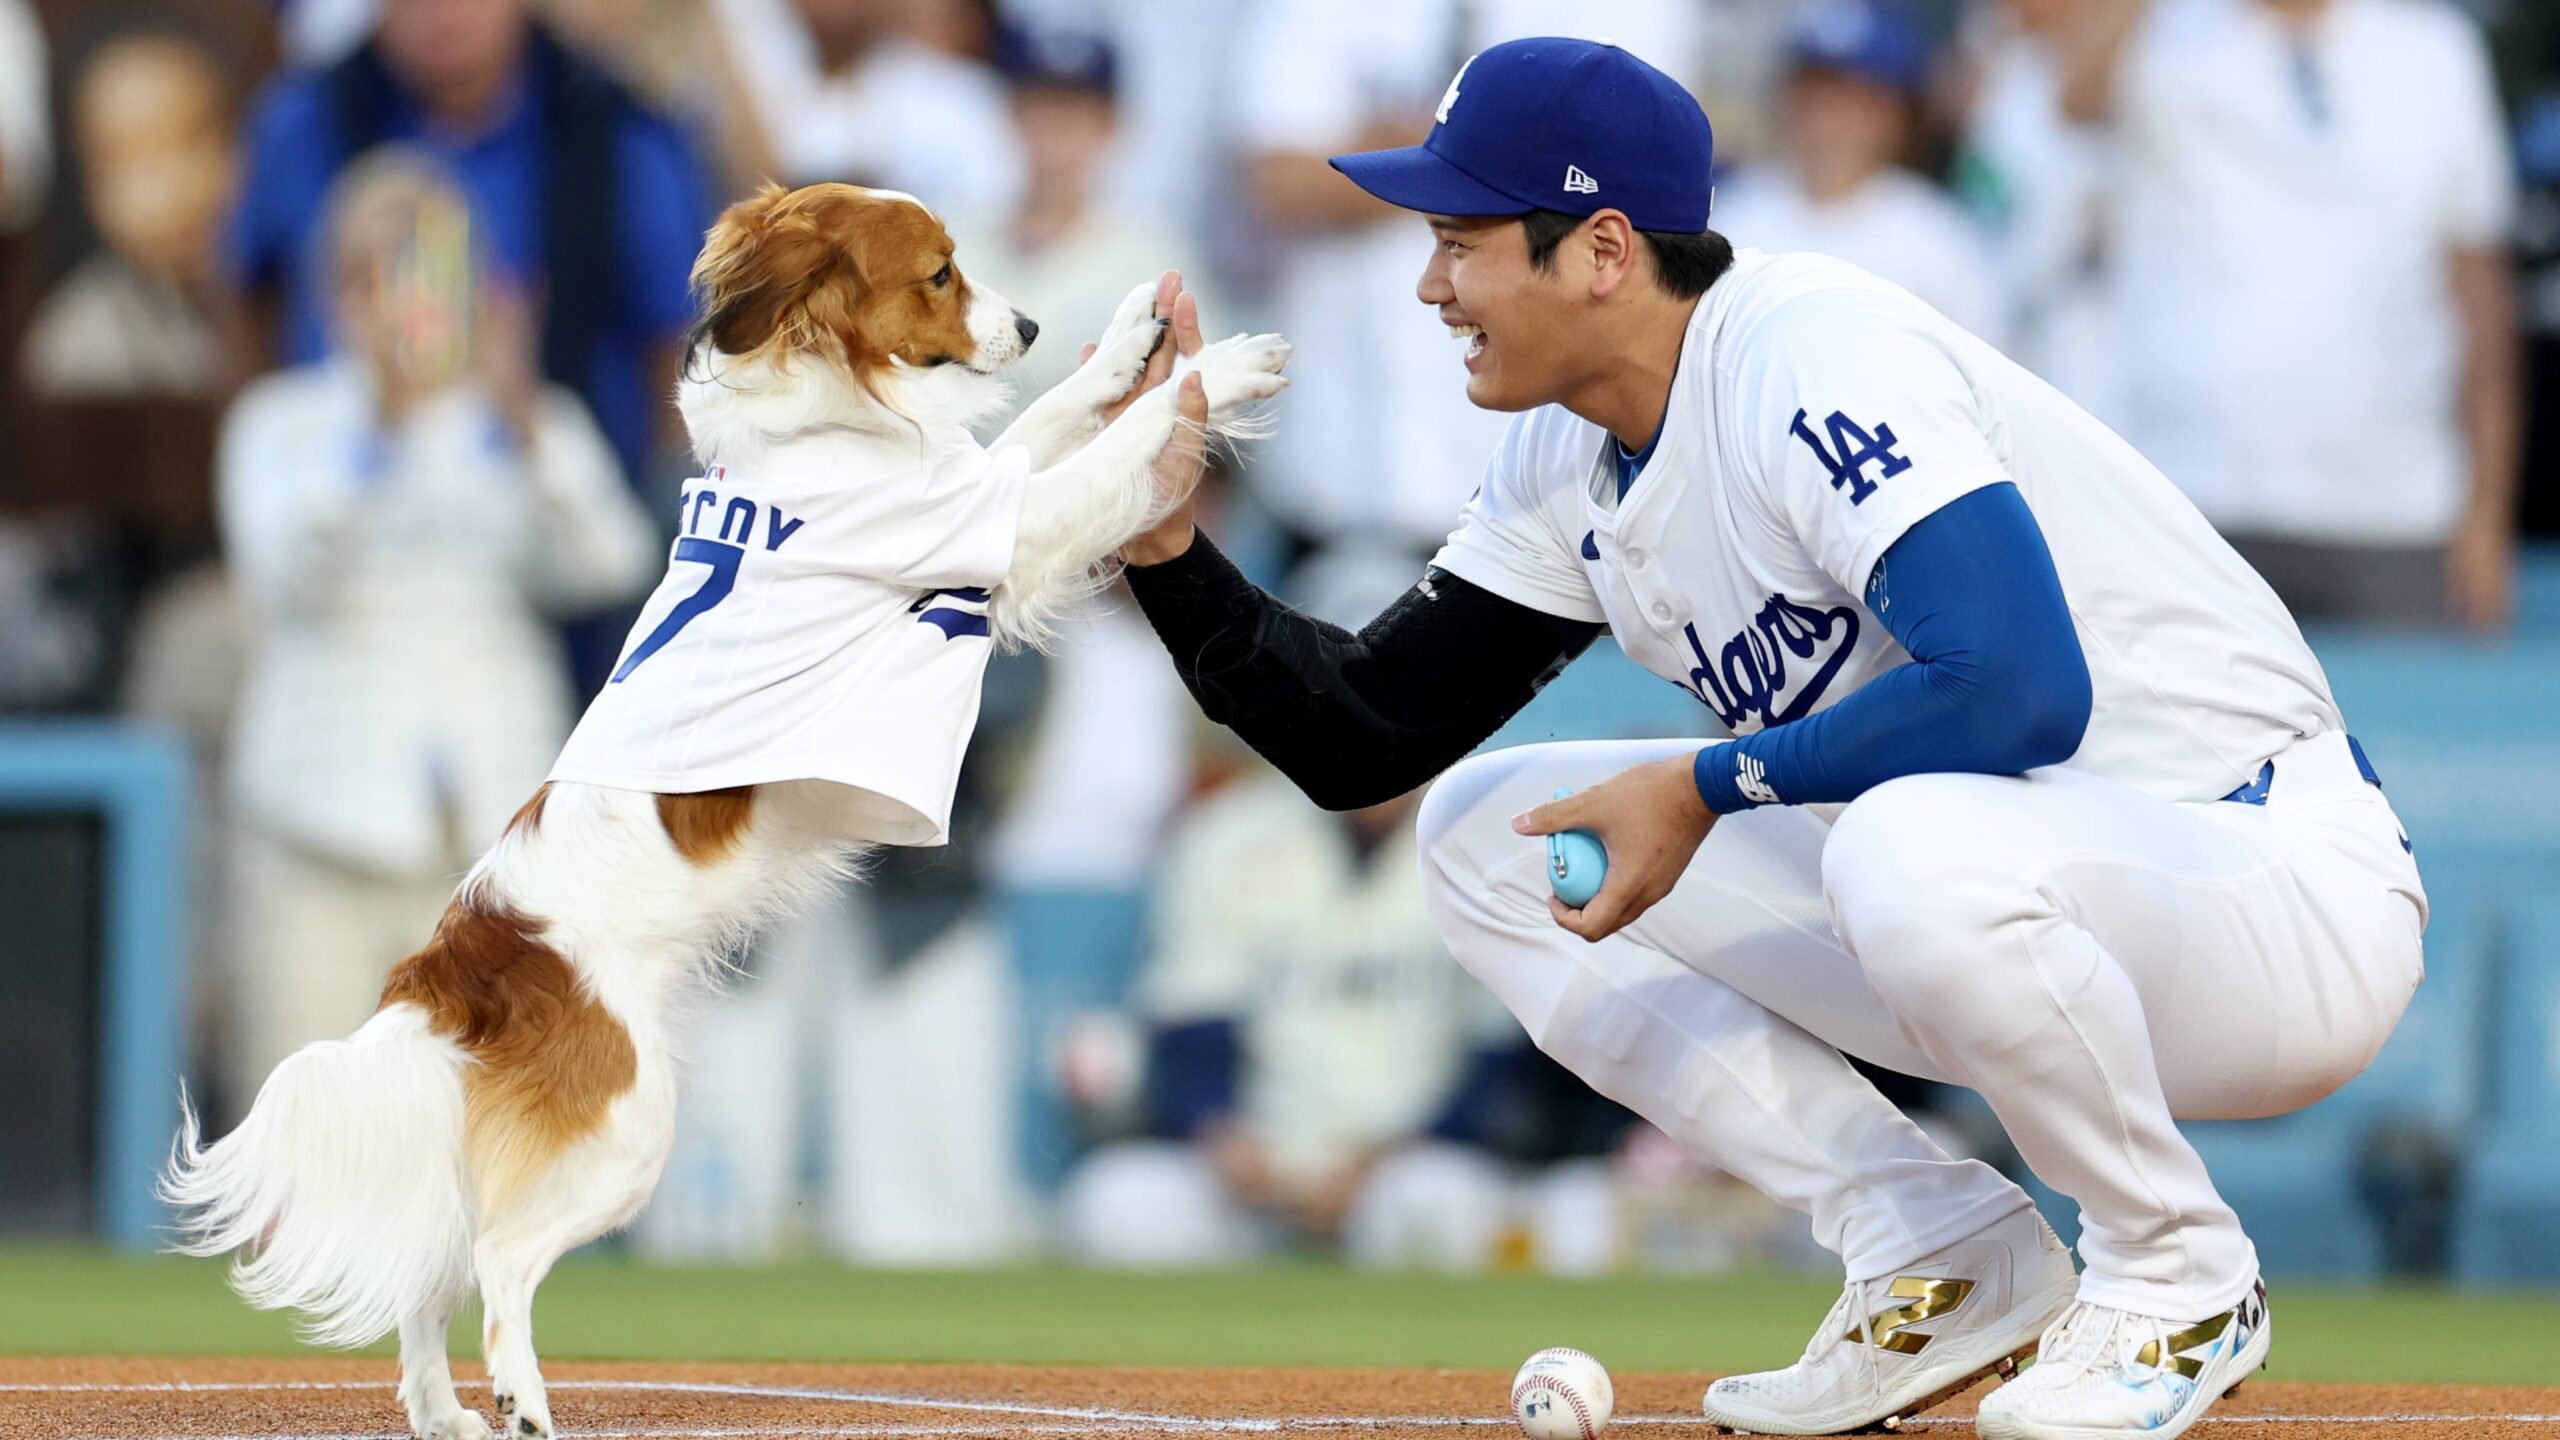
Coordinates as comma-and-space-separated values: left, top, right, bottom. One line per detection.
1545, 786, 1608, 908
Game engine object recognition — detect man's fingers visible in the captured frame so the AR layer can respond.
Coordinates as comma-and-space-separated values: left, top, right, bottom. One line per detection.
1512, 795, 1587, 836
1173, 289, 1205, 356
1079, 341, 1097, 365
1157, 373, 1210, 471
1153, 269, 1181, 320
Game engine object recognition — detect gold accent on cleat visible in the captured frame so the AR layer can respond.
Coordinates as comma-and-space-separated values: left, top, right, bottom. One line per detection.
2134, 1310, 2236, 1380
1844, 1277, 1979, 1356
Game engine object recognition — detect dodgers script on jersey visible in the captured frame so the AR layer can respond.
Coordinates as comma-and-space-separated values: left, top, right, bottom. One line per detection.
549, 437, 1030, 846
1431, 249, 2342, 804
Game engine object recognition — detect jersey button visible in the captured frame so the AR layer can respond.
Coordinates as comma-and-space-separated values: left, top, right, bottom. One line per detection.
1627, 550, 1648, 570
1651, 600, 1673, 621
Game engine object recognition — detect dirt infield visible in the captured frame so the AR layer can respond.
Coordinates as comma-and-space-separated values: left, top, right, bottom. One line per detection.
3, 1357, 2556, 1440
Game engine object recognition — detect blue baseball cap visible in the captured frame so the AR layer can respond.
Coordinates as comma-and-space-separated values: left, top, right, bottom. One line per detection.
1328, 37, 1715, 233
995, 22, 1118, 98
1788, 0, 1932, 96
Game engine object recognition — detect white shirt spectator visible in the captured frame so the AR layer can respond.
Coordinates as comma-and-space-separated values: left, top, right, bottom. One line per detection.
2105, 0, 2516, 544
1232, 0, 1703, 552
1141, 776, 1505, 1186
222, 360, 660, 875
984, 595, 1191, 890
714, 0, 1024, 214
1961, 17, 2124, 418
1710, 164, 2009, 347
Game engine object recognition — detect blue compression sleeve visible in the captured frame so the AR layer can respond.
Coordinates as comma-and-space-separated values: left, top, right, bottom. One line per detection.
1693, 483, 2091, 813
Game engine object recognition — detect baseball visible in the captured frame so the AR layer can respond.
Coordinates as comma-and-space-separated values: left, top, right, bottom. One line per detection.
1511, 1347, 1614, 1440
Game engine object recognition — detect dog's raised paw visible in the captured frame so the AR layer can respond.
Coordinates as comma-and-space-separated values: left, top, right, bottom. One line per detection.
1093, 280, 1162, 353
1082, 314, 1164, 398
1184, 332, 1292, 422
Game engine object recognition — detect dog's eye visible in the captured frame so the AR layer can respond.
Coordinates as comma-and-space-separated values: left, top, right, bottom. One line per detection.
931, 263, 953, 288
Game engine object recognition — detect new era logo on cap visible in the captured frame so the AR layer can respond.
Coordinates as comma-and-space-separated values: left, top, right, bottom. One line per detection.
1326, 37, 1716, 233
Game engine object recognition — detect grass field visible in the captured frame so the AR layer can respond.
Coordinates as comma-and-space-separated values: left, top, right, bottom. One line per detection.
4, 1245, 2556, 1387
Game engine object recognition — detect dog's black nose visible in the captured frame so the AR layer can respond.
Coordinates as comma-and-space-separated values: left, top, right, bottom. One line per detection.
1015, 314, 1040, 348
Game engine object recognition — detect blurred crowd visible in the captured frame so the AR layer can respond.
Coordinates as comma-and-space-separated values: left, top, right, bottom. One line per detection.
1, 0, 2553, 1270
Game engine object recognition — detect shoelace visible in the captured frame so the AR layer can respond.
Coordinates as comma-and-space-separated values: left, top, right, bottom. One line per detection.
2035, 1302, 2180, 1383
1802, 1278, 1883, 1393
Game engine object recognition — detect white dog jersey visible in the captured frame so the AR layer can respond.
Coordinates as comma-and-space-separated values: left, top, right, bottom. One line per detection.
550, 435, 1028, 846
1432, 249, 2342, 804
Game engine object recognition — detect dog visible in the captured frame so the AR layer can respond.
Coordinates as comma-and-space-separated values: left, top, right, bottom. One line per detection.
162, 182, 1289, 1440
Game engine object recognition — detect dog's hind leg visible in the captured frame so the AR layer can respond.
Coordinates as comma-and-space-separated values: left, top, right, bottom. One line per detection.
476, 1100, 676, 1439
398, 1293, 493, 1440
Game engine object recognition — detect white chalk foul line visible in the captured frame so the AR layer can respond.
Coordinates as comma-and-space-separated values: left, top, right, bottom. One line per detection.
63, 1420, 2560, 1440
13, 1378, 2560, 1437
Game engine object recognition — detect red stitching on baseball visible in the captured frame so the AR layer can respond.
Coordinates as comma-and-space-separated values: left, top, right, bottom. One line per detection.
1514, 1377, 1596, 1440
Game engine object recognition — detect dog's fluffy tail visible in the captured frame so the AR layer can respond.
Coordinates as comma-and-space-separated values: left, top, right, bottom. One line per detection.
160, 1004, 474, 1347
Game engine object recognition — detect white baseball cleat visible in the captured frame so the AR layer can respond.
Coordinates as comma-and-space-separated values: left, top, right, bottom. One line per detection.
1973, 1280, 2270, 1440
1703, 1207, 2077, 1435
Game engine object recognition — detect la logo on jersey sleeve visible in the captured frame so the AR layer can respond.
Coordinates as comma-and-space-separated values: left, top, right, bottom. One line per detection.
1789, 407, 1912, 506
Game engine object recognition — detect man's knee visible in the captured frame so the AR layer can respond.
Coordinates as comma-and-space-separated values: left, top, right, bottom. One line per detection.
1821, 775, 2043, 1003
1415, 749, 1520, 858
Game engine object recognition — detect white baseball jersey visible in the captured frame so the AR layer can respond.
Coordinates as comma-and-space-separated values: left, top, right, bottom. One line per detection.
1431, 248, 2342, 804
549, 435, 1028, 846
1141, 776, 1507, 1184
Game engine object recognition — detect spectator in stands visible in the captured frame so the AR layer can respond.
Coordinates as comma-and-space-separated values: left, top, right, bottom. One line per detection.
1057, 770, 1522, 1268
541, 0, 771, 197
22, 28, 240, 401
1955, 0, 2122, 414
2062, 0, 2522, 628
710, 0, 1022, 214
1057, 548, 1642, 1272
227, 0, 713, 490
1231, 0, 1702, 572
215, 151, 658, 1117
6, 13, 256, 717
953, 22, 1206, 429
1712, 0, 2007, 345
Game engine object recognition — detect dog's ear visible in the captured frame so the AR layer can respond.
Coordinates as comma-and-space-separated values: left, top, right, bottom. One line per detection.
686, 183, 856, 360
784, 187, 884, 370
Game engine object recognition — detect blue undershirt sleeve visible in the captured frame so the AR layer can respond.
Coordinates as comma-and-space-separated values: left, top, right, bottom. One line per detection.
1692, 483, 2092, 814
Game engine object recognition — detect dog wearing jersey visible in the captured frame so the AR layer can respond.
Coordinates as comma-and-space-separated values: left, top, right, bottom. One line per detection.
161, 182, 1290, 1440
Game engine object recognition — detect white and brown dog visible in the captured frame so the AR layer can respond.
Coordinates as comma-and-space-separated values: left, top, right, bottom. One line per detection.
163, 182, 1287, 1440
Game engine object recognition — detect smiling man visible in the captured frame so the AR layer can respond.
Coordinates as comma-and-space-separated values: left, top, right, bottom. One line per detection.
1114, 37, 2426, 1440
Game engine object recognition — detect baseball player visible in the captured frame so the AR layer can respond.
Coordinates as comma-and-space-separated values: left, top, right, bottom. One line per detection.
1117, 38, 2425, 1440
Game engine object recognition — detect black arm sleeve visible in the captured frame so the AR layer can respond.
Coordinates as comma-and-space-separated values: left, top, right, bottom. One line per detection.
1124, 532, 1604, 811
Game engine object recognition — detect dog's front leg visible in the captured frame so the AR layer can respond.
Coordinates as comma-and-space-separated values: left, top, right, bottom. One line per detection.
993, 330, 1291, 646
991, 281, 1163, 468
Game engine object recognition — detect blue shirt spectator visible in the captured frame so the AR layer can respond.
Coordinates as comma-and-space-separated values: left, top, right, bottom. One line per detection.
228, 8, 712, 481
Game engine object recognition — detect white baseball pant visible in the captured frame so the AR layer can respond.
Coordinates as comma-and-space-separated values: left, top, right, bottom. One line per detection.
1415, 730, 2425, 1318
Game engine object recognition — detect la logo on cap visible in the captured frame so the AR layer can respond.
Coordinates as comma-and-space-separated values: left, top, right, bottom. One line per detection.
1436, 54, 1474, 124
1563, 165, 1599, 194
